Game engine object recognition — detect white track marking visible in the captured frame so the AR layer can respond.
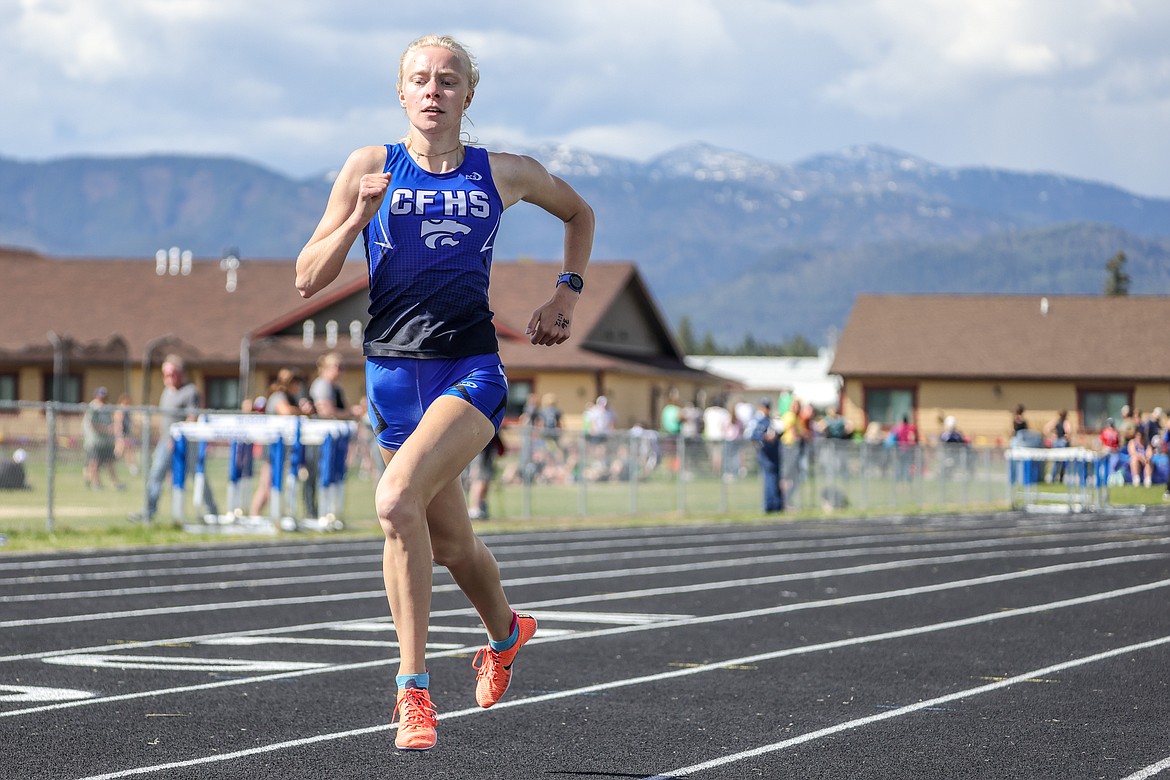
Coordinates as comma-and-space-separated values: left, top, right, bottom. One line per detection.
3, 535, 1166, 625
1, 543, 1162, 643
200, 637, 465, 649
4, 556, 1165, 719
43, 654, 328, 673
0, 685, 94, 703
64, 625, 1170, 779
7, 523, 1168, 597
1120, 755, 1170, 779
4, 516, 1162, 583
642, 635, 1170, 778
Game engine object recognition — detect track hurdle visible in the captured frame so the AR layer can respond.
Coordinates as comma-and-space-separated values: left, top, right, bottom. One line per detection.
1006, 446, 1108, 513
168, 415, 357, 533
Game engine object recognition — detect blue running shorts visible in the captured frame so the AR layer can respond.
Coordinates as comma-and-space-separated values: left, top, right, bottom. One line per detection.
366, 353, 509, 451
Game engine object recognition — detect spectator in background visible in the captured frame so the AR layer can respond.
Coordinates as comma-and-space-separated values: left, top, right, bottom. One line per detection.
1012, 404, 1029, 434
1129, 428, 1154, 487
660, 388, 683, 473
83, 387, 124, 490
131, 355, 217, 523
250, 368, 311, 517
1099, 418, 1120, 454
1043, 409, 1072, 483
891, 413, 919, 483
1140, 407, 1163, 446
535, 393, 563, 451
703, 399, 732, 477
309, 352, 354, 420
466, 432, 505, 520
817, 405, 853, 482
750, 398, 784, 513
305, 352, 355, 518
1118, 405, 1138, 447
660, 389, 682, 436
114, 393, 139, 477
819, 405, 852, 441
0, 449, 29, 490
584, 395, 616, 440
939, 415, 967, 444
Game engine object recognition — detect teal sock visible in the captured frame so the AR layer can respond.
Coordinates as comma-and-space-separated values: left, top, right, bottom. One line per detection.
490, 613, 519, 652
396, 671, 429, 690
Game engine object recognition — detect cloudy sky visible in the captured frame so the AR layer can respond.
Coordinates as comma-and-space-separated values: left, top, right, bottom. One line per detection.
3, 0, 1169, 197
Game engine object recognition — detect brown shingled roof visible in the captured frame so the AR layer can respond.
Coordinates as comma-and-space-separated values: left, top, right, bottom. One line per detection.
487, 260, 695, 375
0, 248, 707, 380
0, 247, 366, 364
831, 293, 1170, 381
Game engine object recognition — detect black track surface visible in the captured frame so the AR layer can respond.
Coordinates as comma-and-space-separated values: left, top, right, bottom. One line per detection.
3, 509, 1170, 779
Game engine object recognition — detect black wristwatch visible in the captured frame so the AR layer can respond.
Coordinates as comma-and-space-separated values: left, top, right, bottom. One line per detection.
556, 271, 584, 293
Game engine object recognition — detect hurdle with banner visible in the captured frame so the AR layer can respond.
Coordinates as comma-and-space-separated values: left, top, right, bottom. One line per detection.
1005, 446, 1110, 513
168, 415, 357, 533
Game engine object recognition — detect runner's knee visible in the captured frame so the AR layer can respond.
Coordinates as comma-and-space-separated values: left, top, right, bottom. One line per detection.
375, 479, 425, 538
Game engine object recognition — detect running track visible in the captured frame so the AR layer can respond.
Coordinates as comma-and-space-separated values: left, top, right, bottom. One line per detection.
2, 510, 1169, 779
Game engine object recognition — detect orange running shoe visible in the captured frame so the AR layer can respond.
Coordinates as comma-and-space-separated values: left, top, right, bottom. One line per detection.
472, 613, 537, 708
393, 686, 438, 751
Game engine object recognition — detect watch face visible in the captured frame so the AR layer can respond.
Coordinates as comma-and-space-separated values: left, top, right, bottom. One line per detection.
559, 272, 583, 292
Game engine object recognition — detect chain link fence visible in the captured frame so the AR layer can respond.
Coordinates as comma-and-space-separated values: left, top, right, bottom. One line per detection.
1, 402, 1017, 535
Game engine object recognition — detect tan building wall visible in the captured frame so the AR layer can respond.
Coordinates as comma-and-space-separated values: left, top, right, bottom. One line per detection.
842, 377, 1170, 447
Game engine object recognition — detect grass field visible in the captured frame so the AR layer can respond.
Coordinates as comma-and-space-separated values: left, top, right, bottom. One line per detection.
2, 453, 1164, 553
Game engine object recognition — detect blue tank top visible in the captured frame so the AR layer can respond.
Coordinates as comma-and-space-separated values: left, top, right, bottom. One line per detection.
362, 143, 503, 358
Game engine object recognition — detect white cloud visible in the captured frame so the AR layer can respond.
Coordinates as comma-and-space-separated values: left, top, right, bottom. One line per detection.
1, 0, 1169, 196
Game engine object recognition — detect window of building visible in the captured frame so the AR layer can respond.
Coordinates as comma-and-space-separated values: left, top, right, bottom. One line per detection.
1078, 388, 1131, 431
506, 379, 534, 420
205, 376, 241, 410
42, 372, 82, 404
864, 386, 916, 427
0, 373, 17, 403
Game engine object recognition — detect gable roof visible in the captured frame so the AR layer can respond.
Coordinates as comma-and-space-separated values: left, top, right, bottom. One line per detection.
487, 261, 701, 377
0, 248, 709, 380
0, 246, 366, 364
831, 294, 1170, 381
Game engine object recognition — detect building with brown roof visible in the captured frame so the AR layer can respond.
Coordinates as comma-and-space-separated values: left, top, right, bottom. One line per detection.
831, 294, 1170, 446
0, 248, 721, 437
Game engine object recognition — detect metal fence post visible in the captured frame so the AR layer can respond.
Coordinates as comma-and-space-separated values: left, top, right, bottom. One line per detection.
45, 401, 57, 532
577, 432, 588, 516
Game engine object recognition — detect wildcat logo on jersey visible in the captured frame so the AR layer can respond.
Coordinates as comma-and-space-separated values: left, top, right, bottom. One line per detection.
421, 220, 473, 249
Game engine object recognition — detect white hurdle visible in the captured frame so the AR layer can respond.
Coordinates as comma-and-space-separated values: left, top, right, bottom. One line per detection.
168, 415, 357, 532
1005, 446, 1109, 513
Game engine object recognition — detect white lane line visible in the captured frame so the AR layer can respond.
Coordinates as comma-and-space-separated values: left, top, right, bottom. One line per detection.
4, 555, 1165, 719
200, 637, 466, 650
0, 539, 1162, 634
0, 525, 846, 574
1120, 755, 1170, 779
43, 654, 328, 673
66, 622, 1170, 779
5, 516, 1161, 584
8, 522, 1168, 597
4, 531, 1167, 616
642, 635, 1170, 779
0, 527, 810, 580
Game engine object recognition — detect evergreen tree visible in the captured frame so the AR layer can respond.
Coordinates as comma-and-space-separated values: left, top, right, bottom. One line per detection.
676, 316, 696, 353
1104, 251, 1130, 296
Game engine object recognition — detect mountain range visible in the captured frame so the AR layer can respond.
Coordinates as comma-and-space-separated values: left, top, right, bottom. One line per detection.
2, 143, 1168, 346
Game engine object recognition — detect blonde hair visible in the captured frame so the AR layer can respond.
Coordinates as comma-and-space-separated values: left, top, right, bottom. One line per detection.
397, 34, 480, 93
317, 351, 342, 373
